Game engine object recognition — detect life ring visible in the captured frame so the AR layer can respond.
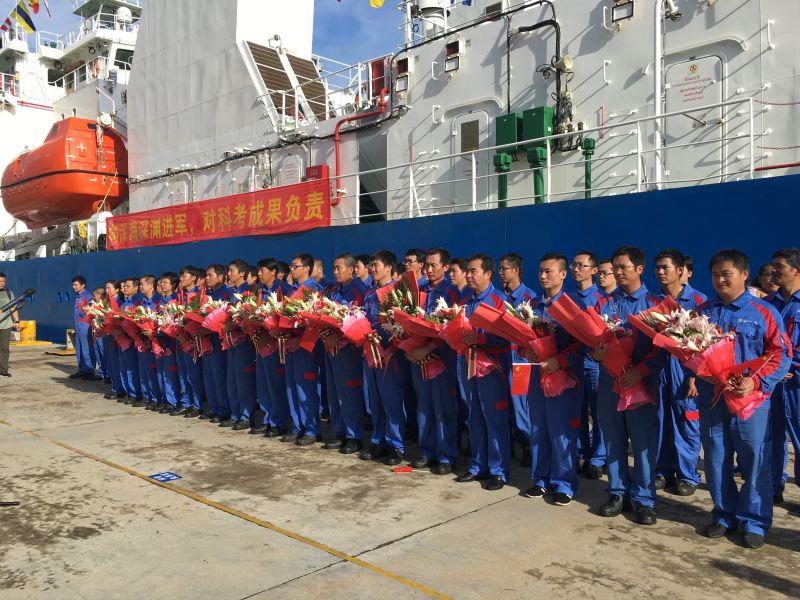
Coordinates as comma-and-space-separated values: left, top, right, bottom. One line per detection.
91, 200, 104, 213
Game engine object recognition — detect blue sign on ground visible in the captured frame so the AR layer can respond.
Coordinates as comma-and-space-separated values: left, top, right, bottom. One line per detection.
149, 471, 182, 482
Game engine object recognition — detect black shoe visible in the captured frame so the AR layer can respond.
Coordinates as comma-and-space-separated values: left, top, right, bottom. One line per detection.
104, 378, 112, 384
552, 492, 572, 506
295, 434, 317, 446
144, 402, 158, 411
432, 463, 452, 475
264, 427, 285, 438
383, 448, 404, 466
232, 420, 250, 430
456, 472, 477, 483
675, 480, 697, 496
636, 506, 657, 526
524, 485, 548, 498
485, 476, 505, 491
598, 495, 631, 517
703, 522, 734, 538
323, 437, 344, 450
158, 405, 172, 414
198, 412, 211, 421
339, 439, 362, 454
131, 399, 147, 407
280, 432, 298, 442
87, 374, 102, 381
218, 419, 234, 427
69, 372, 84, 379
576, 458, 587, 475
520, 447, 532, 468
249, 424, 267, 434
169, 407, 186, 416
654, 474, 666, 491
103, 392, 116, 399
209, 416, 222, 424
774, 491, 785, 505
359, 443, 380, 460
80, 373, 95, 380
742, 532, 765, 549
411, 457, 432, 469
584, 464, 604, 480
0, 370, 9, 377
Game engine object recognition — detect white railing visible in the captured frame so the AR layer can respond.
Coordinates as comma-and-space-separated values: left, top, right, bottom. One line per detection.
51, 56, 109, 93
36, 30, 66, 51
0, 73, 16, 96
0, 26, 26, 51
331, 97, 763, 223
72, 0, 144, 10
62, 10, 140, 47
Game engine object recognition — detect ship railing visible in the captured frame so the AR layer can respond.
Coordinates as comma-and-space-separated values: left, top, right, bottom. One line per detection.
50, 55, 110, 94
332, 97, 758, 223
0, 72, 16, 96
0, 25, 27, 51
71, 0, 144, 11
36, 31, 67, 52
63, 9, 141, 47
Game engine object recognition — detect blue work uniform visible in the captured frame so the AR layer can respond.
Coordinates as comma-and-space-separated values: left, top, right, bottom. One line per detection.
596, 285, 664, 509
203, 284, 231, 418
505, 283, 538, 449
254, 280, 292, 430
104, 295, 124, 396
363, 279, 410, 452
73, 289, 95, 375
325, 278, 369, 442
119, 292, 144, 399
570, 284, 606, 469
768, 289, 800, 496
285, 278, 325, 437
408, 278, 460, 466
226, 282, 257, 424
650, 284, 707, 486
93, 330, 107, 380
175, 287, 204, 411
527, 290, 583, 496
695, 291, 789, 535
156, 294, 181, 408
137, 293, 163, 404
461, 283, 512, 480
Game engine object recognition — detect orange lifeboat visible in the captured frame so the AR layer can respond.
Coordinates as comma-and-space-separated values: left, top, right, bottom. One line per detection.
0, 117, 128, 228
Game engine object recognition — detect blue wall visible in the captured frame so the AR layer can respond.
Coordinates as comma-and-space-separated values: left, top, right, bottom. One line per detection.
4, 175, 796, 342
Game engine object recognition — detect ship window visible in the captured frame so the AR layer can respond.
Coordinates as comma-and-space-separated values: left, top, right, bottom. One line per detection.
484, 3, 502, 18
461, 120, 480, 153
47, 69, 63, 85
114, 49, 134, 70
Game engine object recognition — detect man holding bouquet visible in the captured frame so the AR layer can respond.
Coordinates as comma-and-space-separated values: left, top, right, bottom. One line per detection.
225, 259, 258, 430
204, 264, 232, 424
696, 250, 790, 548
174, 266, 205, 417
137, 275, 163, 409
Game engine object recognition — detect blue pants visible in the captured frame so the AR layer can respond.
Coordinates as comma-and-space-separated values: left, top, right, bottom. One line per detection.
509, 352, 531, 447
203, 335, 230, 418
137, 349, 161, 402
226, 342, 257, 422
176, 347, 203, 410
410, 350, 458, 465
74, 322, 95, 374
578, 368, 606, 467
285, 345, 322, 436
119, 344, 141, 400
656, 373, 702, 485
772, 381, 800, 494
365, 352, 408, 450
256, 351, 289, 429
94, 336, 107, 379
528, 372, 581, 496
104, 335, 123, 394
157, 338, 181, 408
325, 345, 365, 441
699, 396, 772, 535
455, 354, 469, 434
462, 360, 512, 479
597, 376, 658, 508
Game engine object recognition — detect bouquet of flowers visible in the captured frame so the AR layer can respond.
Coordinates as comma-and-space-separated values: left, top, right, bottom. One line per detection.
157, 302, 185, 339
377, 277, 426, 341
247, 292, 283, 358
84, 300, 110, 337
198, 299, 230, 334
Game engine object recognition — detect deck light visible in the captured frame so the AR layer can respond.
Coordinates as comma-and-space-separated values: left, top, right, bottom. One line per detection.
611, 0, 634, 23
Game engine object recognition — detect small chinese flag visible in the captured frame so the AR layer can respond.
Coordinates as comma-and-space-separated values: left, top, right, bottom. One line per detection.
511, 363, 532, 396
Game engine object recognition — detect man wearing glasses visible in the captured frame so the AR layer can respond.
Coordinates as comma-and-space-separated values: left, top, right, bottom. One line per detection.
404, 248, 428, 286
569, 252, 606, 480
593, 246, 664, 526
597, 260, 617, 296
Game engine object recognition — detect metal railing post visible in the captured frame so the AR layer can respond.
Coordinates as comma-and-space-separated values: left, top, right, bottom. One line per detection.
471, 152, 477, 210
636, 121, 643, 192
749, 98, 755, 180
355, 173, 361, 223
408, 165, 414, 218
545, 139, 551, 203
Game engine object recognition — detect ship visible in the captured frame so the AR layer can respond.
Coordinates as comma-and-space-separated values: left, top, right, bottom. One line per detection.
0, 0, 797, 341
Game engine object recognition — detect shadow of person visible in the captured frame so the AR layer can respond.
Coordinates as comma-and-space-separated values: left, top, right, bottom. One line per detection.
710, 559, 800, 595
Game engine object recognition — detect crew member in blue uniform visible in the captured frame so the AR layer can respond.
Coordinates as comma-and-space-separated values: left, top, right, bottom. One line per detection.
102, 280, 125, 400
456, 253, 512, 490
767, 247, 800, 506
202, 264, 231, 423
70, 275, 96, 380
651, 249, 706, 496
224, 259, 257, 430
90, 287, 108, 383
523, 254, 583, 504
322, 253, 369, 454
137, 275, 163, 409
255, 258, 292, 437
407, 247, 460, 475
174, 266, 205, 417
597, 259, 617, 296
594, 246, 665, 526
283, 253, 325, 446
119, 277, 144, 403
498, 252, 537, 467
696, 249, 789, 549
355, 254, 374, 288
361, 250, 409, 465
155, 273, 182, 413
569, 251, 606, 479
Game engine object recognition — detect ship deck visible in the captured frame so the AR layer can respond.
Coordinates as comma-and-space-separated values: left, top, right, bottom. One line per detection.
1, 346, 798, 599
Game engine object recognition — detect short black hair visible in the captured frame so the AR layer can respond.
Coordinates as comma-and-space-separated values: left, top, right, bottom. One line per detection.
598, 258, 613, 266
123, 276, 140, 287
654, 249, 685, 268
335, 252, 356, 268
229, 259, 248, 274
573, 250, 599, 267
207, 264, 226, 277
683, 255, 694, 273
293, 253, 314, 269
159, 272, 180, 289
540, 252, 568, 271
499, 253, 523, 276
468, 253, 495, 275
612, 245, 646, 268
372, 250, 397, 272
0, 272, 5, 278
256, 258, 275, 270
355, 254, 370, 266
276, 261, 290, 278
247, 265, 258, 279
140, 274, 156, 286
773, 247, 800, 270
180, 265, 200, 277
709, 249, 749, 273
425, 247, 451, 266
72, 275, 87, 285
405, 248, 425, 263
450, 257, 468, 271
105, 279, 120, 290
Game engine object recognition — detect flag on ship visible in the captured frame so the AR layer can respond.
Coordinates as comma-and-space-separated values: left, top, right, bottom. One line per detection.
14, 1, 36, 32
42, 0, 50, 18
27, 0, 39, 15
370, 0, 384, 7
1, 16, 13, 32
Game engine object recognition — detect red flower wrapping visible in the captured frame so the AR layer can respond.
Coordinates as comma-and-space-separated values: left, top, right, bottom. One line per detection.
392, 310, 442, 339
397, 336, 445, 380
341, 313, 374, 347
549, 294, 614, 349
201, 306, 230, 334
438, 311, 472, 354
183, 312, 213, 336
115, 334, 132, 352
602, 336, 654, 411
363, 333, 386, 369
627, 296, 682, 341
470, 303, 534, 347
528, 334, 577, 398
220, 328, 247, 350
152, 338, 172, 358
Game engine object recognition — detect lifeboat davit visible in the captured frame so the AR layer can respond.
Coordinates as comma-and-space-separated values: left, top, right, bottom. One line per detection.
0, 117, 128, 228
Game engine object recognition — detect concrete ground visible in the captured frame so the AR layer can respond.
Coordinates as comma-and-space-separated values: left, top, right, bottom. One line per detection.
0, 346, 798, 600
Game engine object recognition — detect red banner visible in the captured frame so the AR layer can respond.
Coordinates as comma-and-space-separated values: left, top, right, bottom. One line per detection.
106, 178, 331, 250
